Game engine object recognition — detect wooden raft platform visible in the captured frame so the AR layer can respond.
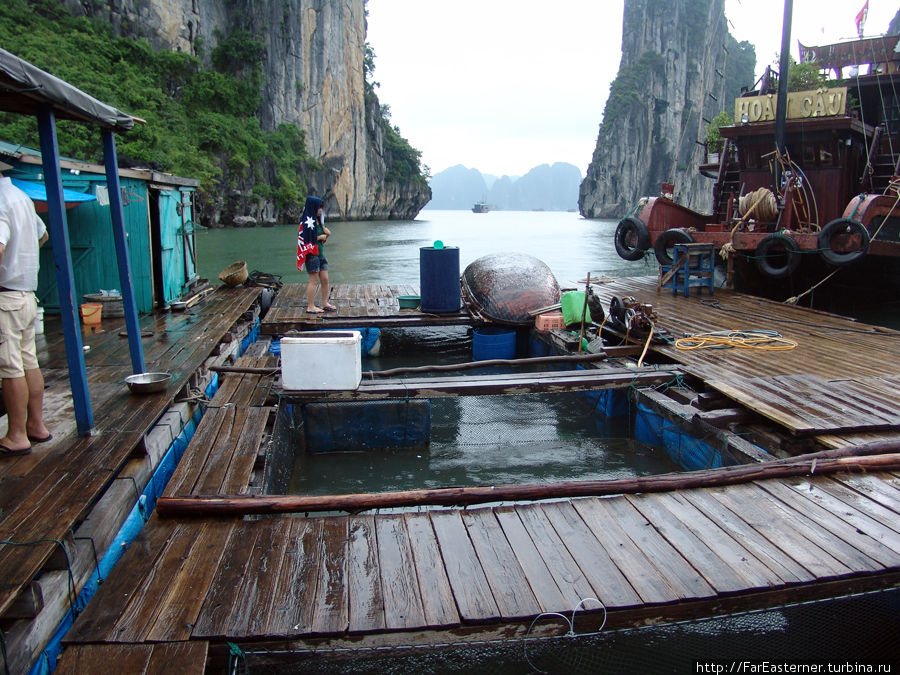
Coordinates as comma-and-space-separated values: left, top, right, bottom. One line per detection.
591, 276, 900, 447
65, 471, 900, 655
261, 283, 473, 333
0, 287, 261, 642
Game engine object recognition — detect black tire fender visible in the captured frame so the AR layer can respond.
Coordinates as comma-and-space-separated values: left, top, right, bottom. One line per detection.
818, 218, 870, 267
653, 228, 694, 266
614, 216, 651, 261
754, 232, 802, 279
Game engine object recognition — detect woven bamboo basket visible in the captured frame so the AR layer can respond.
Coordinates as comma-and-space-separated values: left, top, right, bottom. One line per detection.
218, 261, 248, 286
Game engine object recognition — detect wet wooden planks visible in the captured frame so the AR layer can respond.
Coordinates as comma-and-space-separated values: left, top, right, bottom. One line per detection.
591, 276, 900, 382
261, 283, 472, 333
707, 373, 900, 435
55, 641, 208, 675
0, 287, 261, 618
66, 470, 900, 647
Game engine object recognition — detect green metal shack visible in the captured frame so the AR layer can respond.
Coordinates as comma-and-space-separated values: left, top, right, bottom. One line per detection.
0, 142, 201, 313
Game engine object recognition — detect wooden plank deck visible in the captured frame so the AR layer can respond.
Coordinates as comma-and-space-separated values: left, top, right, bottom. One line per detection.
591, 276, 900, 382
65, 472, 900, 649
591, 276, 900, 447
708, 374, 900, 435
261, 283, 472, 333
0, 287, 261, 619
49, 278, 900, 665
54, 641, 208, 675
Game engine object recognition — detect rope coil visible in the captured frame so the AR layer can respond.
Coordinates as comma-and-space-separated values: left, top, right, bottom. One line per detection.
675, 329, 797, 351
738, 187, 778, 222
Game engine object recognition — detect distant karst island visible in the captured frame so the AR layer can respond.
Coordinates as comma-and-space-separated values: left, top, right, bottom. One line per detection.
427, 163, 582, 212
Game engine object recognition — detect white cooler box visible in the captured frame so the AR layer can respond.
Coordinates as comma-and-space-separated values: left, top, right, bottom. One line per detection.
280, 331, 362, 390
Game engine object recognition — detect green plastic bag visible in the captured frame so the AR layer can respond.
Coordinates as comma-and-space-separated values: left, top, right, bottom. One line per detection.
560, 291, 592, 326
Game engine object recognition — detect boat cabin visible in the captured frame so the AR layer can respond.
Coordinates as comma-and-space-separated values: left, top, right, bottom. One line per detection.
615, 34, 900, 296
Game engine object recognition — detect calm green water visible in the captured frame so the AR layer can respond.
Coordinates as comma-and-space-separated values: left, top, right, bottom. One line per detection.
195, 209, 654, 288
197, 210, 674, 494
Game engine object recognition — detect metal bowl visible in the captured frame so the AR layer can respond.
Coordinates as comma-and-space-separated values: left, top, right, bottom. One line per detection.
124, 372, 171, 395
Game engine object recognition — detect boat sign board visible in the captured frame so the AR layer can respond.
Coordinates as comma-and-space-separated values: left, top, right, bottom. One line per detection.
735, 87, 847, 124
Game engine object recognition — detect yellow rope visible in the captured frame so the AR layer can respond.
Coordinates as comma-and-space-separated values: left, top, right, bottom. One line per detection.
675, 329, 798, 351
636, 322, 655, 368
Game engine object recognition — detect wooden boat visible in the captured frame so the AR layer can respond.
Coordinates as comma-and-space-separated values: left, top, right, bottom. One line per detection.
472, 201, 490, 213
461, 252, 560, 325
614, 34, 900, 306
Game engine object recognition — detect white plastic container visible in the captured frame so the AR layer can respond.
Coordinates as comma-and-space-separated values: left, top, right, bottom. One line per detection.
280, 331, 362, 390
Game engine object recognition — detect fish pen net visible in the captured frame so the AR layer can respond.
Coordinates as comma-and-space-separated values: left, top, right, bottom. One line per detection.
227, 587, 899, 674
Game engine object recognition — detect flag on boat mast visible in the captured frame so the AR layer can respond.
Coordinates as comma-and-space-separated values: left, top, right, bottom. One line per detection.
855, 0, 869, 38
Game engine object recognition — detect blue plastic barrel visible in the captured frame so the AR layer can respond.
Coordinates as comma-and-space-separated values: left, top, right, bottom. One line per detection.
472, 327, 516, 361
420, 246, 460, 313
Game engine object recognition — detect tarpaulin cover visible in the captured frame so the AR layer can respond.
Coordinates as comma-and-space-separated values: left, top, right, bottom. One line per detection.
11, 178, 96, 205
0, 47, 136, 130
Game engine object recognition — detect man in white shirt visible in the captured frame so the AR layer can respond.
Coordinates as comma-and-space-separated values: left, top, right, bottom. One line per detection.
0, 160, 51, 455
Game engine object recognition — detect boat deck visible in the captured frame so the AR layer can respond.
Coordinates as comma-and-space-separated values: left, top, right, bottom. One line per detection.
261, 283, 473, 333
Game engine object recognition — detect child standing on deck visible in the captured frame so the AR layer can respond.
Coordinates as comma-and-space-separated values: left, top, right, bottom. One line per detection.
297, 193, 335, 314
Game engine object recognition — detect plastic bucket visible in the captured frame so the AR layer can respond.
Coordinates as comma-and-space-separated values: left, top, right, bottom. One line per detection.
472, 327, 516, 361
420, 246, 460, 313
80, 303, 102, 325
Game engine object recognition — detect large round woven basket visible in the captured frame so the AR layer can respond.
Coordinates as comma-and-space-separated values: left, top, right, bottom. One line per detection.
218, 261, 248, 286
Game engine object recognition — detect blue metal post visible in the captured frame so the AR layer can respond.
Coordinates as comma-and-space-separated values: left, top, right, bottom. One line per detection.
102, 129, 145, 374
37, 106, 93, 434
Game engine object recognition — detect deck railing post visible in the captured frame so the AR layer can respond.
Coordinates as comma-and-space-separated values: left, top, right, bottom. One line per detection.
37, 105, 94, 434
102, 129, 145, 374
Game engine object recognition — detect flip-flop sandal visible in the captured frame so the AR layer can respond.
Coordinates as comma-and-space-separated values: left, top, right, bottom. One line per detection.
323, 305, 338, 312
28, 433, 53, 443
306, 307, 324, 314
0, 443, 32, 456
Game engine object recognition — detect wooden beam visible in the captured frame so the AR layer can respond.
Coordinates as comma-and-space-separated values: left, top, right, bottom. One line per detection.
1, 581, 43, 620
157, 443, 900, 516
279, 367, 680, 401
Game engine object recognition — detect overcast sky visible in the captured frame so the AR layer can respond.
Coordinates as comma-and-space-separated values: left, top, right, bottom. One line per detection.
365, 0, 897, 178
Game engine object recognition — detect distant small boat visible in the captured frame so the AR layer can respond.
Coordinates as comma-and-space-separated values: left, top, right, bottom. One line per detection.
472, 201, 490, 213
461, 252, 560, 325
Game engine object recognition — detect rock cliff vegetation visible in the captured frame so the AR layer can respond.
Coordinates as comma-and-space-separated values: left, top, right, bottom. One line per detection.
0, 0, 430, 225
579, 0, 755, 219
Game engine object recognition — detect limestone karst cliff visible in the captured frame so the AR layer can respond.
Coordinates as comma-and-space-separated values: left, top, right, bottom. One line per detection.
579, 0, 754, 220
60, 0, 430, 223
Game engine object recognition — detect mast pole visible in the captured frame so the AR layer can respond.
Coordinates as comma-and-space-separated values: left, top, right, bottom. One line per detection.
775, 0, 794, 152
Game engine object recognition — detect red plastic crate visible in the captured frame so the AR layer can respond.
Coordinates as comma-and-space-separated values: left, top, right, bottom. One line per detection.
535, 311, 565, 331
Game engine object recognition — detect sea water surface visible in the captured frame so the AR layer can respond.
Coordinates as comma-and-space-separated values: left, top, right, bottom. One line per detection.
196, 209, 655, 287
196, 209, 680, 495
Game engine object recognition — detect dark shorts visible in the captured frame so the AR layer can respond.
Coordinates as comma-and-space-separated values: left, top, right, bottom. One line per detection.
306, 254, 328, 273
